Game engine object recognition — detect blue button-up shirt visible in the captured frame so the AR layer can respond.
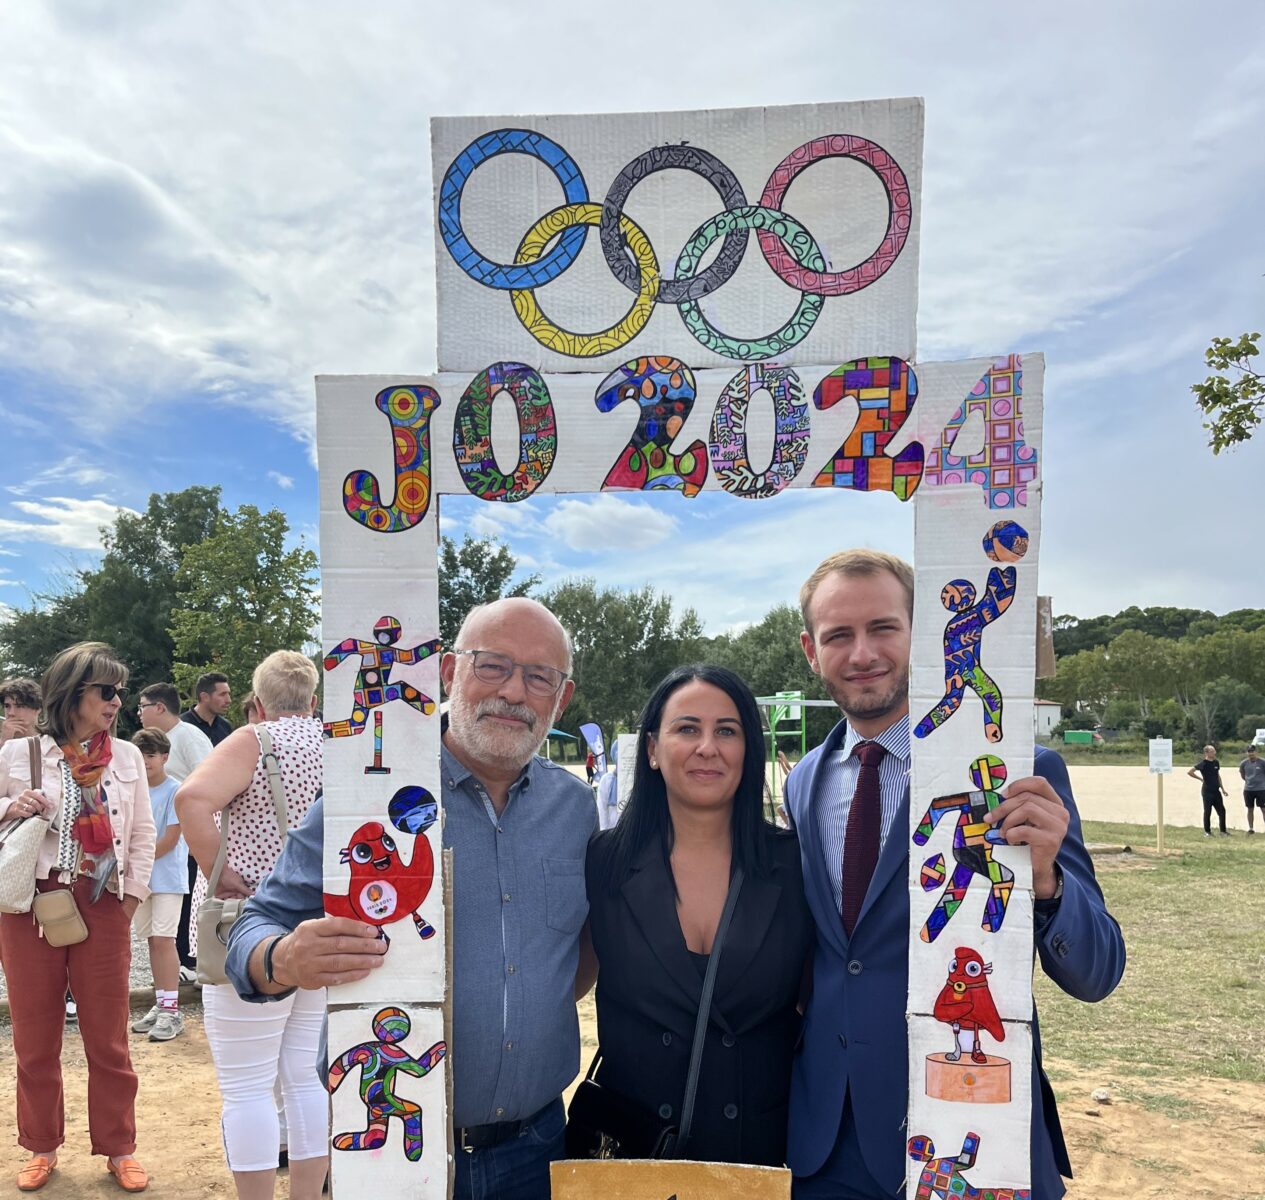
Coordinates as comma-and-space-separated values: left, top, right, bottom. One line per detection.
226, 743, 596, 1128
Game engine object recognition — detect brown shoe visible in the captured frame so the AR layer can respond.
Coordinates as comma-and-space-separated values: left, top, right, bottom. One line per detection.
17, 1156, 56, 1191
108, 1157, 149, 1193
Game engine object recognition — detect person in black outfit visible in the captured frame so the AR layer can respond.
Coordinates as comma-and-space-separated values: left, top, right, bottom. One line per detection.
584, 664, 812, 1167
181, 672, 234, 746
1188, 744, 1230, 836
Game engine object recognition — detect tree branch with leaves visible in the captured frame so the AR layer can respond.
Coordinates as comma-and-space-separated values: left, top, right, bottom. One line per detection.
1192, 332, 1263, 454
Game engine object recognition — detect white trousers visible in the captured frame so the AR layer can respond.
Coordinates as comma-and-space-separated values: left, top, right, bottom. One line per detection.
202, 981, 329, 1171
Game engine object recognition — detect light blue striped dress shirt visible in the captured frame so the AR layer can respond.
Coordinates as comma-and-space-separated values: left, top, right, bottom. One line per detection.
815, 715, 912, 915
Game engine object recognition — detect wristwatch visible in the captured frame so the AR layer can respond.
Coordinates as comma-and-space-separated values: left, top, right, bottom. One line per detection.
263, 935, 288, 987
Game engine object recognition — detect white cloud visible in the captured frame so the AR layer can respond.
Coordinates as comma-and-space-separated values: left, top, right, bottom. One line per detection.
0, 496, 137, 550
268, 471, 295, 490
542, 495, 678, 553
4, 462, 111, 497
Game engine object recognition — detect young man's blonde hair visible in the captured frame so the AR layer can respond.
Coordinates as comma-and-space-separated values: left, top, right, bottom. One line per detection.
799, 549, 915, 636
252, 651, 318, 717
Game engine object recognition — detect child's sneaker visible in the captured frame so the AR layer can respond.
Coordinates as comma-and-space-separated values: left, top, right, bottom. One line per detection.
131, 1005, 160, 1034
148, 1010, 184, 1042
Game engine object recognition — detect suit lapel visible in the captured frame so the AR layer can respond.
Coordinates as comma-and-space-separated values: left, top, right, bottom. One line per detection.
621, 840, 711, 1017
797, 720, 850, 957
712, 871, 780, 1024
854, 784, 911, 933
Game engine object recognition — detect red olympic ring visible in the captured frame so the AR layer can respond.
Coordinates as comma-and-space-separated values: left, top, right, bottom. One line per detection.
757, 135, 912, 297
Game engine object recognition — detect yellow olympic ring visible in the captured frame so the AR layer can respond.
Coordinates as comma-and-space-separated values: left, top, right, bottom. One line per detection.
511, 203, 659, 357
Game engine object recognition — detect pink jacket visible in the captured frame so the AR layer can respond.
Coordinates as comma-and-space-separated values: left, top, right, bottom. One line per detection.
0, 735, 155, 902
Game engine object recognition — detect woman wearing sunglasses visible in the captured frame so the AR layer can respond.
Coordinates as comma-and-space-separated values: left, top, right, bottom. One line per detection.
0, 643, 156, 1193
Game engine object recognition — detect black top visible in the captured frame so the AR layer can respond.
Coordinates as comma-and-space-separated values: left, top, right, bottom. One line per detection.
1192, 759, 1223, 791
181, 708, 233, 747
585, 826, 813, 1168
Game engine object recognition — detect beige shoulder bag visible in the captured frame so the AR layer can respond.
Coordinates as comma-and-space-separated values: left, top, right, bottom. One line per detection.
196, 726, 289, 986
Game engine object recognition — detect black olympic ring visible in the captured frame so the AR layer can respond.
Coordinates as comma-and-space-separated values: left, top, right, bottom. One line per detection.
600, 145, 748, 305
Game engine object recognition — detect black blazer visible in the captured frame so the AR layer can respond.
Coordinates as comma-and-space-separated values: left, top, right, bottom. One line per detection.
585, 826, 813, 1167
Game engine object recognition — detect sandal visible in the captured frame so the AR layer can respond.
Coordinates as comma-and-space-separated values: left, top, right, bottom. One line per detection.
107, 1157, 149, 1193
17, 1155, 56, 1192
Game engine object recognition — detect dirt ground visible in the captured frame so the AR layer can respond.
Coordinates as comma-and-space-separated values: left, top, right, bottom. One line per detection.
1, 1001, 1261, 1199
1, 766, 1258, 1196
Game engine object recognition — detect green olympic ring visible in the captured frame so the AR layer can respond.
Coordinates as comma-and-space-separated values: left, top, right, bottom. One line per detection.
675, 205, 826, 361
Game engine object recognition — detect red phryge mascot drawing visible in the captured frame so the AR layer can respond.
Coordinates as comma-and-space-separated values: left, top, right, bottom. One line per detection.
325, 821, 436, 945
933, 947, 1004, 1064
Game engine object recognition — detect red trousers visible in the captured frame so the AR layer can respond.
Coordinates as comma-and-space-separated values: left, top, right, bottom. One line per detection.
0, 878, 138, 1156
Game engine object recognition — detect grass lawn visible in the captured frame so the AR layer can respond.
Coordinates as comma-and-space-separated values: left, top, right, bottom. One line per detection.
1035, 819, 1265, 1092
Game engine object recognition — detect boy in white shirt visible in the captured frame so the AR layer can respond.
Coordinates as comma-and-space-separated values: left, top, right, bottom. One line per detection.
129, 729, 189, 1041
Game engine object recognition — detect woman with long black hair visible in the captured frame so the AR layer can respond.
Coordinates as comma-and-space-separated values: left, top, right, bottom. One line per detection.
582, 664, 812, 1167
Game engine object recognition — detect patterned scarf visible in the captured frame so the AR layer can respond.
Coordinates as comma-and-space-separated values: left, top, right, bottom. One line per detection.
58, 731, 115, 855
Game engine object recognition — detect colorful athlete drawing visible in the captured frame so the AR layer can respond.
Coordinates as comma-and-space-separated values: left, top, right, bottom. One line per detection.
908, 1132, 1030, 1200
328, 1007, 446, 1163
323, 616, 442, 773
913, 756, 1014, 943
914, 566, 1017, 743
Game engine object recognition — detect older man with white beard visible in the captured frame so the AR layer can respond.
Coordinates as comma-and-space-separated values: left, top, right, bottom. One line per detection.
226, 598, 596, 1200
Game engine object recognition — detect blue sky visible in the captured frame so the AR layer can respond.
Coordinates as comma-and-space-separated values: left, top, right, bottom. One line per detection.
1, 1, 1262, 635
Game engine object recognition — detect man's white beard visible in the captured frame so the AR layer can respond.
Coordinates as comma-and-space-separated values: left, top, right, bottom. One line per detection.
447, 690, 555, 771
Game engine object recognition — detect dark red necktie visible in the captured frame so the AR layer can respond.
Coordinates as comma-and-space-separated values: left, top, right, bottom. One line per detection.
841, 741, 886, 937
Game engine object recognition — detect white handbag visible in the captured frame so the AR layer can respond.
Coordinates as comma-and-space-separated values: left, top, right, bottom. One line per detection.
0, 738, 51, 914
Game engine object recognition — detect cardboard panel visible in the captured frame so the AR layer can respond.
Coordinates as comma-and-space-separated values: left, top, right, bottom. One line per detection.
327, 1005, 449, 1192
551, 1160, 790, 1199
432, 100, 923, 373
907, 356, 1043, 1196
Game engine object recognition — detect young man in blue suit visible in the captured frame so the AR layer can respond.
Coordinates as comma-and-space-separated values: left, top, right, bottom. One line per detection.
785, 550, 1125, 1200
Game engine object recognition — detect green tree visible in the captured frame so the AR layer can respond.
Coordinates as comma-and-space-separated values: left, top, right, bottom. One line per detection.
537, 578, 703, 738
706, 605, 838, 748
0, 585, 89, 678
1101, 630, 1180, 717
439, 534, 540, 649
169, 504, 318, 703
1236, 714, 1265, 744
1185, 677, 1265, 746
1045, 646, 1112, 723
1192, 332, 1263, 453
0, 486, 223, 690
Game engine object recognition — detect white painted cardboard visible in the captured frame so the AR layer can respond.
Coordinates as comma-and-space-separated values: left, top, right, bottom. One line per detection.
432, 100, 923, 373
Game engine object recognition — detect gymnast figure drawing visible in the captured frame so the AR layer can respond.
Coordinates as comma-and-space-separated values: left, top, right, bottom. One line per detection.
913, 756, 1013, 944
323, 616, 441, 771
908, 1132, 1030, 1200
327, 1007, 447, 1162
914, 566, 1017, 744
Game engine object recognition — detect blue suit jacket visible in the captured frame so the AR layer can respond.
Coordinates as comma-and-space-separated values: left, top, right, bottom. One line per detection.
785, 721, 1125, 1198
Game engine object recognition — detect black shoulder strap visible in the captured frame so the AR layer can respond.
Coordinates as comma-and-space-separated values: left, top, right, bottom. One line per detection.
676, 867, 744, 1149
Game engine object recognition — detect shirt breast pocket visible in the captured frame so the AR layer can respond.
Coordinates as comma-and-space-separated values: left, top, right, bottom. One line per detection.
543, 857, 587, 934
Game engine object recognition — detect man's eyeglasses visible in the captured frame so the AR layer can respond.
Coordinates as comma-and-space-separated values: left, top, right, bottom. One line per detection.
453, 650, 569, 698
137, 699, 157, 710
84, 683, 129, 703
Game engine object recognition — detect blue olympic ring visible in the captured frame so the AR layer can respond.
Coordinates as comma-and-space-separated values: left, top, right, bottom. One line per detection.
439, 130, 589, 290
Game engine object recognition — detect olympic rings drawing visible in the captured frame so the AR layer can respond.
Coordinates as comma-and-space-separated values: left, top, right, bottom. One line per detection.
600, 145, 748, 304
677, 206, 825, 361
438, 130, 589, 289
440, 129, 912, 360
510, 203, 660, 358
